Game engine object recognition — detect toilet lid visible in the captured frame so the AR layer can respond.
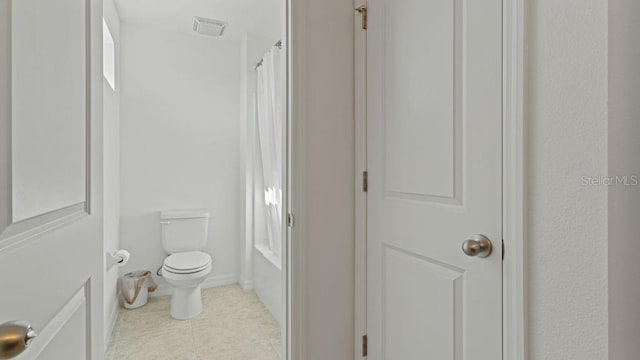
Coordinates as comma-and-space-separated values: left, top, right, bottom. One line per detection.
164, 251, 211, 272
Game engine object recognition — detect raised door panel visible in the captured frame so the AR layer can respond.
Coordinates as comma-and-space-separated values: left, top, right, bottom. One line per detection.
11, 0, 87, 222
383, 247, 463, 359
383, 0, 461, 201
20, 288, 88, 359
37, 308, 87, 360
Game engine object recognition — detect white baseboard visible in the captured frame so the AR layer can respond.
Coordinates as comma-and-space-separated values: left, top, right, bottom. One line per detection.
150, 273, 239, 297
105, 298, 120, 345
239, 278, 254, 291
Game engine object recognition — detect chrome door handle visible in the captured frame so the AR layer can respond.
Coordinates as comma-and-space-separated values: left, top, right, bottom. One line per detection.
461, 234, 493, 258
0, 321, 37, 359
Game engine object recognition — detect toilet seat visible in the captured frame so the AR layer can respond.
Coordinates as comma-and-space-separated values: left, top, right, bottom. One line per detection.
163, 251, 211, 274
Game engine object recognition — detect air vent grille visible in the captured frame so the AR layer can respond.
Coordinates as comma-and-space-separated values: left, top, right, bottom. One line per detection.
193, 16, 228, 37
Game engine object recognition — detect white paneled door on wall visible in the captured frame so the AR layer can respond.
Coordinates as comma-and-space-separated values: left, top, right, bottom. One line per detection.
365, 0, 503, 358
0, 0, 103, 359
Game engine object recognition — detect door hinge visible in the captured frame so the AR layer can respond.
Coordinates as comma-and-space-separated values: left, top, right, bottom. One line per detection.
362, 171, 368, 192
287, 213, 295, 228
362, 334, 368, 357
502, 239, 505, 260
355, 5, 368, 30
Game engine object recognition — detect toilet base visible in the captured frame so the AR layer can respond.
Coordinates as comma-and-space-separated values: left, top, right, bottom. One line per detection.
170, 285, 203, 320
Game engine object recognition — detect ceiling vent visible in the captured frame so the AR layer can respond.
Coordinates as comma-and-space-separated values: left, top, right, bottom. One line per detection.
193, 16, 228, 37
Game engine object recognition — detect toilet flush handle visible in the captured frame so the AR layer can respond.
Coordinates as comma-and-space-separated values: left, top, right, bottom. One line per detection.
160, 220, 170, 225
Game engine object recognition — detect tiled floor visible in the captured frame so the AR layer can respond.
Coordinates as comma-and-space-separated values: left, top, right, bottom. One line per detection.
106, 285, 281, 360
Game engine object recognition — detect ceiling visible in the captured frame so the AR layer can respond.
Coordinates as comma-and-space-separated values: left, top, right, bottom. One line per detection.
115, 0, 283, 41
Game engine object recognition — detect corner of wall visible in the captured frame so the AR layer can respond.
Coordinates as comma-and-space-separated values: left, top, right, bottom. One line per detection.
607, 0, 640, 358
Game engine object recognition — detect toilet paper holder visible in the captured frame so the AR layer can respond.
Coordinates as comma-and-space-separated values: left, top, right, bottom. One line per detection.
106, 250, 130, 270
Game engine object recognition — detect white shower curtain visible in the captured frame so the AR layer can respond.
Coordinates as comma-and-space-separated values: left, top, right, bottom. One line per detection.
256, 44, 285, 258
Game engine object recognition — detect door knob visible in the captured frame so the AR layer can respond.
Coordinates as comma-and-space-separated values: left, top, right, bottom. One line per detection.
0, 321, 37, 359
461, 234, 493, 258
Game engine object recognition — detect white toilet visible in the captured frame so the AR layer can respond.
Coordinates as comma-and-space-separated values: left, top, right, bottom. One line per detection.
160, 210, 212, 320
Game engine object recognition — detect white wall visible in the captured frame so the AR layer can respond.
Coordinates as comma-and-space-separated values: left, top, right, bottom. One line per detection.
608, 1, 640, 359
293, 0, 356, 358
103, 0, 120, 343
119, 23, 241, 290
527, 1, 609, 358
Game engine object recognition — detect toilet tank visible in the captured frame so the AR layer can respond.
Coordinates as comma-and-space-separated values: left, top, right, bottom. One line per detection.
160, 210, 210, 254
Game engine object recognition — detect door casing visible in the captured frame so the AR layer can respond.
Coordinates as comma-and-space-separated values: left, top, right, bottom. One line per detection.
352, 0, 527, 358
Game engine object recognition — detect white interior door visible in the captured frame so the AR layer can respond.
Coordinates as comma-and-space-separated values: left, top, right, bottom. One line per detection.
365, 0, 503, 358
0, 0, 104, 359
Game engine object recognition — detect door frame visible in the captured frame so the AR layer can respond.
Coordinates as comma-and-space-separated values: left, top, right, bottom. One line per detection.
352, 0, 527, 358
287, 0, 303, 358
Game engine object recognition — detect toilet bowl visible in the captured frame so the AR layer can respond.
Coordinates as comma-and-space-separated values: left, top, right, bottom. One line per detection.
162, 251, 212, 319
